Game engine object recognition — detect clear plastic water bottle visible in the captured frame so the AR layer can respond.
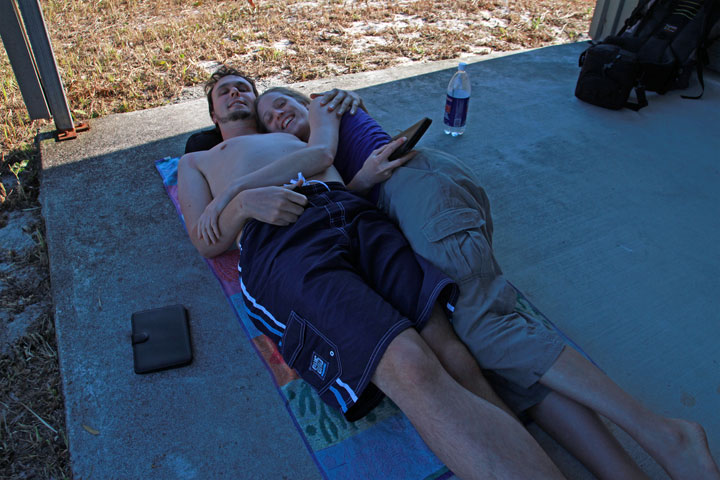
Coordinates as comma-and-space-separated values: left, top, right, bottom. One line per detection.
443, 62, 471, 136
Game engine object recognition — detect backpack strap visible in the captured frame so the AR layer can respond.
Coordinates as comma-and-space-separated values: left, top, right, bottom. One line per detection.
681, 50, 707, 99
625, 86, 649, 110
618, 0, 657, 35
680, 2, 720, 100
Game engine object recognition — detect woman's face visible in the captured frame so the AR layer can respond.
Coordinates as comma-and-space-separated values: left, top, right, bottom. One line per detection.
257, 92, 311, 141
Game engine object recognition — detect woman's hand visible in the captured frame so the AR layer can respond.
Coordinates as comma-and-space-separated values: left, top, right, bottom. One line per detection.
347, 137, 418, 193
240, 180, 308, 226
310, 88, 366, 116
308, 96, 342, 137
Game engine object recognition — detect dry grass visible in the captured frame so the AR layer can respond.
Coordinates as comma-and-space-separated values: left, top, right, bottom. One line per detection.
1, 0, 594, 161
0, 0, 595, 478
0, 313, 68, 479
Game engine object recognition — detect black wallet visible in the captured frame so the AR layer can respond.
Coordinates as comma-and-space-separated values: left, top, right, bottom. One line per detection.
131, 304, 193, 374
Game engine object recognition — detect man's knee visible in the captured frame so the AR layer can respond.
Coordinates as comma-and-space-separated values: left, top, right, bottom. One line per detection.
373, 329, 444, 391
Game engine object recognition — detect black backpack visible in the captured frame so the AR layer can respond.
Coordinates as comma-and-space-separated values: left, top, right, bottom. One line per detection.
575, 0, 720, 110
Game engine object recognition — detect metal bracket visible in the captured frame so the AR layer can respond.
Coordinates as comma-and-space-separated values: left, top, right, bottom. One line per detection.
57, 122, 90, 141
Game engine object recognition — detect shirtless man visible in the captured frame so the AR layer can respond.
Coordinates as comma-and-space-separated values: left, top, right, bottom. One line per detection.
177, 67, 567, 479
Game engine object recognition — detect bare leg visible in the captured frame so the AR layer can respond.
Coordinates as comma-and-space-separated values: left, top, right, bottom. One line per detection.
373, 328, 565, 480
529, 391, 648, 480
419, 303, 516, 418
420, 305, 649, 478
540, 346, 720, 480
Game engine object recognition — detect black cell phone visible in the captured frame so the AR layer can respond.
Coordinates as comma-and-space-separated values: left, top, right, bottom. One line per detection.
388, 117, 432, 160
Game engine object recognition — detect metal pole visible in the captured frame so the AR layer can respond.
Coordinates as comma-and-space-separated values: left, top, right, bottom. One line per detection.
0, 0, 50, 119
590, 0, 614, 39
15, 0, 74, 132
609, 0, 628, 36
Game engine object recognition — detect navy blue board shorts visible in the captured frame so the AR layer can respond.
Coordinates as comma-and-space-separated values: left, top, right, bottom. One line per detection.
239, 182, 458, 421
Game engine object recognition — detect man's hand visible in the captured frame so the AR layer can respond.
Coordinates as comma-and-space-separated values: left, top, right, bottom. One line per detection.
197, 196, 225, 245
241, 181, 308, 226
310, 88, 366, 116
347, 137, 418, 193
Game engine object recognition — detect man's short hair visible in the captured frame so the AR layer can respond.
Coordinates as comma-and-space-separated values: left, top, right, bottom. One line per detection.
204, 65, 259, 119
256, 87, 311, 132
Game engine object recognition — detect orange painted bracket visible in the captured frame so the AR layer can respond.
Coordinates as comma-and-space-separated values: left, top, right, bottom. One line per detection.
57, 121, 90, 141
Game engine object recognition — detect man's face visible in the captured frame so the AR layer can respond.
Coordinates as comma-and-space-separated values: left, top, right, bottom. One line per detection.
256, 92, 310, 142
211, 76, 257, 124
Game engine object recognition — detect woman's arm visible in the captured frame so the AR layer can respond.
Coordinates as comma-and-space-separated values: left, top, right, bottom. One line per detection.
197, 97, 342, 244
346, 138, 417, 193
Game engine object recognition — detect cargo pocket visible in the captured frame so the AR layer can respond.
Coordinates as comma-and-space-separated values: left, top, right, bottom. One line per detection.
281, 311, 341, 395
421, 207, 490, 281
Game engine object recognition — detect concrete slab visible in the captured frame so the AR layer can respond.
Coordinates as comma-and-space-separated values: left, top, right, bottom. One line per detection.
39, 105, 322, 478
40, 42, 720, 479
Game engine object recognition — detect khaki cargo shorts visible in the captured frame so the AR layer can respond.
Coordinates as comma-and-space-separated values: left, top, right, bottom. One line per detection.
377, 148, 565, 412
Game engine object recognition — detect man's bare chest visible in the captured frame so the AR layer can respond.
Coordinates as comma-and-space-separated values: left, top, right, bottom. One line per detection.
198, 133, 305, 195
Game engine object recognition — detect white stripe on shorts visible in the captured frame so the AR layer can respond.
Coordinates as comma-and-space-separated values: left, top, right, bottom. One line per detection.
335, 378, 358, 403
240, 277, 286, 330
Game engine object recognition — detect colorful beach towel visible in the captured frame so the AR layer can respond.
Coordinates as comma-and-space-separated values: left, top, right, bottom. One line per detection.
155, 156, 588, 479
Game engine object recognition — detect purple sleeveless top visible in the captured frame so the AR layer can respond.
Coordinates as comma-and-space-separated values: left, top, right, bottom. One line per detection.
335, 110, 392, 204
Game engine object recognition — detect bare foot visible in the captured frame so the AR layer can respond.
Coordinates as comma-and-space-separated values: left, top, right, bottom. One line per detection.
651, 418, 720, 480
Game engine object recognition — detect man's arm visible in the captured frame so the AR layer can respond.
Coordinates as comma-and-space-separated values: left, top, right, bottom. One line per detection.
178, 153, 309, 257
311, 88, 367, 115
197, 143, 335, 244
177, 152, 249, 257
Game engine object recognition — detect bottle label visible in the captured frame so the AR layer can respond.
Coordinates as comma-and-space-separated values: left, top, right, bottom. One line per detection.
444, 94, 469, 128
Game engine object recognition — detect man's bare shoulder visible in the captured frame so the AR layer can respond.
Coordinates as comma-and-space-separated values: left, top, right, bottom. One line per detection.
178, 150, 200, 170
177, 138, 240, 170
